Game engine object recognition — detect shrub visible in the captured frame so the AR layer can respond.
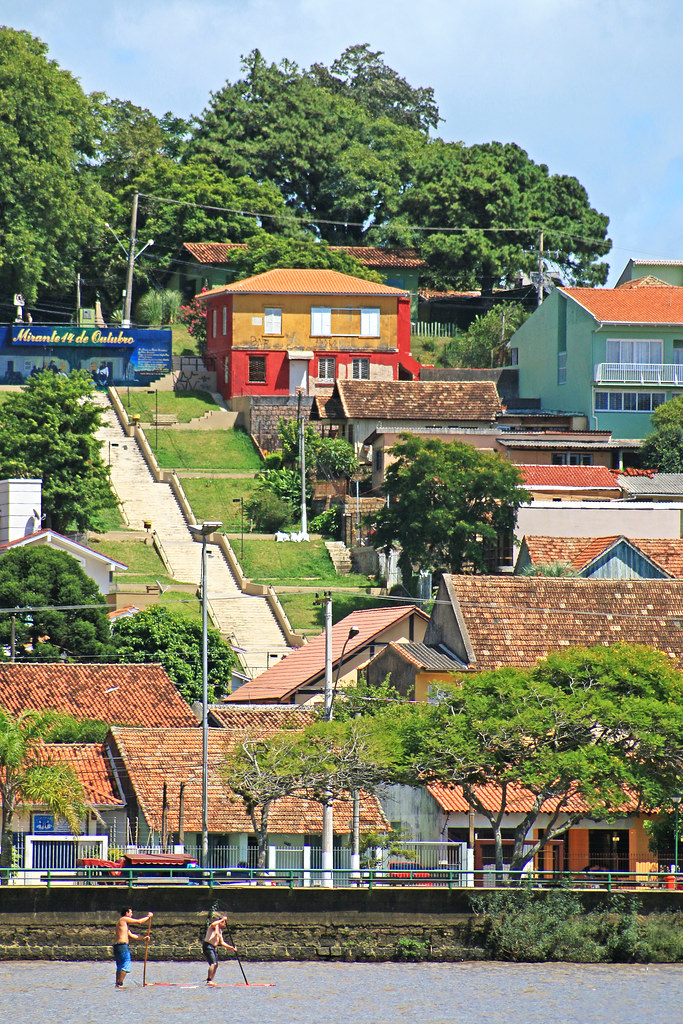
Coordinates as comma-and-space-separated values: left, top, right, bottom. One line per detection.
245, 489, 294, 532
135, 289, 182, 326
309, 506, 341, 538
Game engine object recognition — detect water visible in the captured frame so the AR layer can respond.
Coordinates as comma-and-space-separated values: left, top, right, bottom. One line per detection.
0, 960, 680, 1024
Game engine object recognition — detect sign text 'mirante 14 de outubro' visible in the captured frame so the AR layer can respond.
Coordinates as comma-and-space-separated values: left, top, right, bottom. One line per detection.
13, 326, 136, 347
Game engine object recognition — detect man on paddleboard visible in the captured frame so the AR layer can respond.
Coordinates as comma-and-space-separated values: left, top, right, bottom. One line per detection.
202, 914, 237, 986
113, 908, 153, 988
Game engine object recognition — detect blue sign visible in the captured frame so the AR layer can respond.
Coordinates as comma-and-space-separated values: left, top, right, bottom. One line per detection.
33, 814, 55, 833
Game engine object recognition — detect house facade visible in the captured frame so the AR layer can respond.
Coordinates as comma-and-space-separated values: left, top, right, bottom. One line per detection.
515, 535, 683, 578
200, 268, 420, 402
512, 281, 683, 439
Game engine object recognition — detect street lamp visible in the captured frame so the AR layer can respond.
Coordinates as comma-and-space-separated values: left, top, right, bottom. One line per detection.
188, 519, 222, 867
232, 497, 244, 561
147, 389, 158, 451
673, 795, 682, 873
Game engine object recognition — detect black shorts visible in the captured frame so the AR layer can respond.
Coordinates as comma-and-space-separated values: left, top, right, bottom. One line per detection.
202, 941, 218, 966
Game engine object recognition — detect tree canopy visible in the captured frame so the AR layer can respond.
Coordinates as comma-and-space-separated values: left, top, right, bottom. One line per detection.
641, 396, 683, 472
111, 605, 237, 704
369, 436, 529, 580
0, 707, 86, 870
391, 644, 683, 873
0, 370, 116, 532
0, 546, 113, 663
0, 27, 104, 304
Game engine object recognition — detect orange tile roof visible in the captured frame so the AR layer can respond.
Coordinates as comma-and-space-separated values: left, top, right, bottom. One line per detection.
562, 286, 683, 324
41, 743, 122, 806
225, 605, 428, 704
443, 574, 683, 670
428, 781, 638, 815
208, 705, 315, 732
199, 268, 408, 298
518, 465, 621, 490
330, 380, 501, 423
110, 728, 387, 835
0, 663, 198, 728
523, 535, 683, 578
183, 242, 425, 269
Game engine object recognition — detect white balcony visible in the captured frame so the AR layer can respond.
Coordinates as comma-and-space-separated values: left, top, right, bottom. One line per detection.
594, 362, 683, 385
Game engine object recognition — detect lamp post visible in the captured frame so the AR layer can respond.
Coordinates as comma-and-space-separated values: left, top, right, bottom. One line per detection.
147, 389, 158, 451
232, 497, 244, 561
673, 795, 682, 874
188, 520, 222, 867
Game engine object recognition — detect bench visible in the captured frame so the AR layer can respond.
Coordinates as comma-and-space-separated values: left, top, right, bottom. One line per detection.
153, 413, 178, 426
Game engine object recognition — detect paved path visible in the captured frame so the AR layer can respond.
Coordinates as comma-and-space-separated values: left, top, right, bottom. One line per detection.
95, 395, 291, 677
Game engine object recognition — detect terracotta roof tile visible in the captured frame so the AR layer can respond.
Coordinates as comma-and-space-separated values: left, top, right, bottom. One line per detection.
444, 574, 683, 670
427, 781, 638, 815
0, 663, 198, 728
523, 536, 683, 578
208, 704, 315, 732
562, 286, 683, 325
182, 242, 425, 270
381, 642, 465, 672
41, 743, 122, 806
518, 465, 621, 490
320, 380, 501, 422
199, 269, 408, 297
110, 728, 387, 835
225, 606, 427, 704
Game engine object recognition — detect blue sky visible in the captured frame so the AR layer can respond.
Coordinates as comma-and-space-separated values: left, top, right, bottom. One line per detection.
5, 0, 683, 284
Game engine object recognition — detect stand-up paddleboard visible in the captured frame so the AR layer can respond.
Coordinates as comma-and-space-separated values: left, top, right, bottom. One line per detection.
145, 981, 275, 988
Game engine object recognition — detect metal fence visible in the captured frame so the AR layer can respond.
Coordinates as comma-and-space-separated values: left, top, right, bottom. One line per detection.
411, 322, 458, 338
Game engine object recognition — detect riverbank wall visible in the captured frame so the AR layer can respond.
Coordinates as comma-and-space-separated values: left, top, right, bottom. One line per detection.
2, 887, 683, 963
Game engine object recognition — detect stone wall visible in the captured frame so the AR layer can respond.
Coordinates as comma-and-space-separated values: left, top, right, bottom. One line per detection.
2, 887, 683, 963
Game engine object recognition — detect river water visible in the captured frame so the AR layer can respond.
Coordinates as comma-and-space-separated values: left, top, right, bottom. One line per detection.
0, 960, 680, 1023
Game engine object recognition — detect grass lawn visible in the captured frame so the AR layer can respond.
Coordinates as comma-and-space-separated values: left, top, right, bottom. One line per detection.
88, 536, 174, 585
153, 429, 262, 471
279, 590, 386, 634
172, 324, 200, 357
240, 536, 375, 589
90, 504, 126, 532
179, 475, 260, 524
119, 389, 219, 423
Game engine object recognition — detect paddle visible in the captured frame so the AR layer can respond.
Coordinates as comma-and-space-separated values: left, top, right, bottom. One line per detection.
226, 927, 249, 986
142, 915, 152, 987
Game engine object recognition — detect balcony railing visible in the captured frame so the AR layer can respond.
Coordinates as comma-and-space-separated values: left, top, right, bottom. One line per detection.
594, 362, 683, 385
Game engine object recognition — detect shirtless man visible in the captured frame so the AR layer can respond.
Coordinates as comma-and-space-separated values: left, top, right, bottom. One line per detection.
113, 908, 153, 988
202, 914, 237, 986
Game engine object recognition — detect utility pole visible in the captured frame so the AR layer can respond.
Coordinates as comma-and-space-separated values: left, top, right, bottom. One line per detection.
297, 388, 309, 539
537, 230, 544, 307
122, 193, 139, 328
76, 273, 81, 327
320, 591, 334, 887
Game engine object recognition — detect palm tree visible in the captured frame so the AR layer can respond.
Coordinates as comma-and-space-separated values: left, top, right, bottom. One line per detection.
0, 708, 85, 873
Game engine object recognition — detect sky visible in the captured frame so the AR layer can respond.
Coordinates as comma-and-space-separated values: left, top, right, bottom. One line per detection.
5, 0, 683, 285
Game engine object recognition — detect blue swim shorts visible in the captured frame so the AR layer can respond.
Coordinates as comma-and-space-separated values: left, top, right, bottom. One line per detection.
202, 941, 218, 966
113, 942, 132, 973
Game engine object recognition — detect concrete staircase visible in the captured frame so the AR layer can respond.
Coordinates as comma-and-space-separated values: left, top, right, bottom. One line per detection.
325, 540, 353, 575
95, 396, 291, 677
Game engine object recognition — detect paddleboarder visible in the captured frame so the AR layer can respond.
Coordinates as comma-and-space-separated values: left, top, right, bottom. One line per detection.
202, 914, 237, 986
113, 907, 153, 988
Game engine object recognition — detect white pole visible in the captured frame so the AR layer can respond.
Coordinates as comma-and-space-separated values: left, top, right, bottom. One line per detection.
122, 193, 139, 328
299, 395, 308, 539
201, 530, 209, 868
322, 592, 333, 886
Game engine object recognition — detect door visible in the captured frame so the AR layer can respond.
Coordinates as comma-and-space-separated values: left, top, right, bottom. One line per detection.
289, 359, 309, 395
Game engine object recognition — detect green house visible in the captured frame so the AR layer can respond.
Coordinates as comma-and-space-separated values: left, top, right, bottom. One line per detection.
512, 283, 683, 440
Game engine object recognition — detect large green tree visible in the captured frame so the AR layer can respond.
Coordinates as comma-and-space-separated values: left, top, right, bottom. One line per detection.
392, 644, 683, 875
0, 370, 116, 532
369, 436, 529, 579
641, 396, 683, 471
187, 49, 423, 244
223, 236, 382, 282
111, 605, 237, 703
0, 707, 86, 871
0, 546, 113, 663
0, 28, 104, 304
385, 139, 611, 293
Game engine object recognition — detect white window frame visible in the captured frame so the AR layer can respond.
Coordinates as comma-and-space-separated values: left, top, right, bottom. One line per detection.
264, 308, 282, 335
360, 308, 380, 337
311, 307, 331, 336
212, 309, 217, 338
352, 358, 370, 380
605, 339, 663, 365
222, 306, 227, 336
595, 390, 666, 412
318, 356, 336, 381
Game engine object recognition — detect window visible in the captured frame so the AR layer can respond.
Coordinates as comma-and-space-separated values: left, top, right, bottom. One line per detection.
352, 358, 370, 380
508, 347, 519, 366
222, 306, 227, 336
311, 307, 331, 336
552, 453, 594, 466
318, 356, 336, 381
557, 351, 567, 385
595, 390, 666, 412
674, 341, 683, 365
248, 356, 267, 383
212, 309, 217, 338
605, 339, 663, 364
360, 308, 380, 337
374, 449, 383, 472
264, 308, 281, 334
